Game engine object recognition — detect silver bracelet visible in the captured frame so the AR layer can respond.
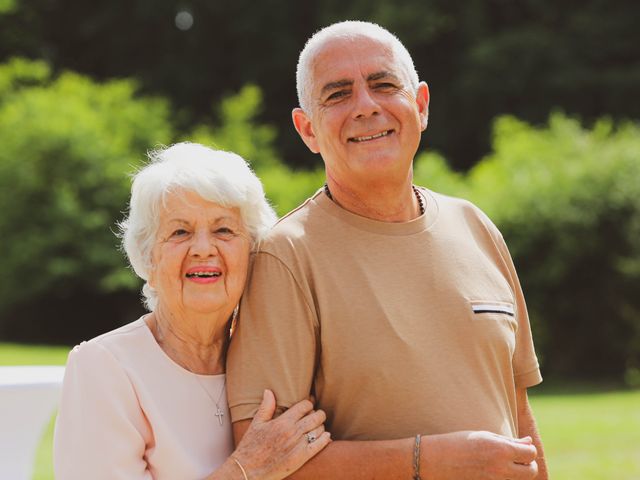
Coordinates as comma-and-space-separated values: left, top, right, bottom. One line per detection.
413, 434, 422, 480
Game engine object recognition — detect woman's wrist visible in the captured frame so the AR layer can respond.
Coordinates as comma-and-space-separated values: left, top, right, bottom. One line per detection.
203, 456, 250, 480
231, 456, 249, 480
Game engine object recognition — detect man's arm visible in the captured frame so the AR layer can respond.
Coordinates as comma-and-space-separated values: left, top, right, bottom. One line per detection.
517, 387, 549, 479
234, 420, 540, 480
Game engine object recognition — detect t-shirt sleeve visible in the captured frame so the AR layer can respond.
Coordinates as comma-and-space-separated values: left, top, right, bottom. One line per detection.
227, 251, 319, 422
53, 341, 153, 480
493, 231, 543, 388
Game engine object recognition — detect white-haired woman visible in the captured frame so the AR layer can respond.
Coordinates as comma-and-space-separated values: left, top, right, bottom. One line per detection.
54, 143, 330, 480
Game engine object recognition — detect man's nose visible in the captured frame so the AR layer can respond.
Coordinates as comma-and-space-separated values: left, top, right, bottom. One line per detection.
189, 230, 218, 257
352, 86, 380, 119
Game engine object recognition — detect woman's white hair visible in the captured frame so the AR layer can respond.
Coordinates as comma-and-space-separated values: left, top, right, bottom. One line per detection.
296, 21, 420, 113
119, 142, 277, 311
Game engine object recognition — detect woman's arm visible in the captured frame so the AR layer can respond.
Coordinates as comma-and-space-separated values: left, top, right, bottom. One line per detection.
206, 390, 330, 480
54, 342, 153, 480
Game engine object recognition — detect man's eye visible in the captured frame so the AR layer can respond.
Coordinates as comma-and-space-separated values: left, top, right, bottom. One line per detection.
326, 90, 349, 101
375, 82, 396, 90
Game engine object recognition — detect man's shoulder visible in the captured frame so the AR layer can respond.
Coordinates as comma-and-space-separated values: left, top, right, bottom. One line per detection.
422, 188, 502, 237
257, 190, 326, 252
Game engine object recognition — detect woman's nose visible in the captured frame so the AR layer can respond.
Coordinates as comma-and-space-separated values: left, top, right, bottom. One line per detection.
189, 230, 218, 257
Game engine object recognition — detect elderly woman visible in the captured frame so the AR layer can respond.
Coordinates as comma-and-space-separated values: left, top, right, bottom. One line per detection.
54, 143, 330, 479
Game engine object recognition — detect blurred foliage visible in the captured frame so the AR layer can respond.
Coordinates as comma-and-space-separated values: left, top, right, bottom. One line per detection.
1, 57, 639, 380
0, 0, 16, 14
0, 58, 171, 303
0, 58, 173, 341
0, 0, 637, 170
414, 113, 640, 379
187, 83, 325, 215
0, 59, 321, 343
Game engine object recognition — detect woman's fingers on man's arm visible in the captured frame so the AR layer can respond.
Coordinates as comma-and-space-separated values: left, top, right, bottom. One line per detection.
279, 397, 314, 420
295, 408, 326, 434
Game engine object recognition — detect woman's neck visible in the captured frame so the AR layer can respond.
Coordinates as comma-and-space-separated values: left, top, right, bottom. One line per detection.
145, 308, 230, 375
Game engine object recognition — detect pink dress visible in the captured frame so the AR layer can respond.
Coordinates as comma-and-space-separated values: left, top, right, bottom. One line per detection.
54, 318, 234, 480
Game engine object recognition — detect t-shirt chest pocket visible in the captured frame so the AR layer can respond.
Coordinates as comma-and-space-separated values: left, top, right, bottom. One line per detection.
468, 300, 518, 356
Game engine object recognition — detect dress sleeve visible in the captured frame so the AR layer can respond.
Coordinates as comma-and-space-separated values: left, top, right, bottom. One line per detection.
227, 252, 319, 422
54, 341, 153, 480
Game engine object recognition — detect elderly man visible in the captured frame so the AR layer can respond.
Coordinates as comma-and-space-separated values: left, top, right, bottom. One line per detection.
228, 21, 548, 479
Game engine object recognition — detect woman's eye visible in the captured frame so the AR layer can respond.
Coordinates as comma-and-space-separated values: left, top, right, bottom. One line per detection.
215, 227, 235, 237
171, 229, 188, 237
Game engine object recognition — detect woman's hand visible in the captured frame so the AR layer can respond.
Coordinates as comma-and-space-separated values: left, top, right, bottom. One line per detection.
230, 389, 331, 480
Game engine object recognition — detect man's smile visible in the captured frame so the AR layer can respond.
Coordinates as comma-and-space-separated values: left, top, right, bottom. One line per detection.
348, 129, 394, 143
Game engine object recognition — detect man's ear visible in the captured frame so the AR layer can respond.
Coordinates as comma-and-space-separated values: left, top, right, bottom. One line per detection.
416, 82, 430, 132
292, 108, 320, 154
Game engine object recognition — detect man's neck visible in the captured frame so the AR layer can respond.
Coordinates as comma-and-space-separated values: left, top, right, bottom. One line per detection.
325, 177, 422, 222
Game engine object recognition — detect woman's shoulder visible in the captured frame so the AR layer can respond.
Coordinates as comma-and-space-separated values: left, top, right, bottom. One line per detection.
67, 317, 151, 370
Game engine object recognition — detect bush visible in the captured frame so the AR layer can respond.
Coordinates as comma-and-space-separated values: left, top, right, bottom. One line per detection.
0, 58, 177, 341
186, 84, 325, 216
0, 60, 323, 343
3, 56, 638, 379
415, 113, 640, 379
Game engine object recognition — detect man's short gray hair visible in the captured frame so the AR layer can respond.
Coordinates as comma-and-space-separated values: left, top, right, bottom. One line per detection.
296, 21, 420, 113
118, 142, 277, 311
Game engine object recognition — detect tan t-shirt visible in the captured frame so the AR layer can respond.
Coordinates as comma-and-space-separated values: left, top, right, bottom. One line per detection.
227, 188, 541, 440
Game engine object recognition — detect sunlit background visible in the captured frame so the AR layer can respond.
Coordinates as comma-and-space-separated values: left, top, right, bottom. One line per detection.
0, 1, 638, 478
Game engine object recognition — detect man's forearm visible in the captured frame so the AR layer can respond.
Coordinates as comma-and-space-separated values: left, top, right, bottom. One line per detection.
517, 388, 549, 480
234, 419, 414, 479
286, 438, 415, 479
234, 420, 540, 480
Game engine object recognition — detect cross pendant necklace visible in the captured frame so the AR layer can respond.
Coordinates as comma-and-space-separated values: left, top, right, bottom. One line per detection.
195, 375, 227, 426
214, 407, 224, 426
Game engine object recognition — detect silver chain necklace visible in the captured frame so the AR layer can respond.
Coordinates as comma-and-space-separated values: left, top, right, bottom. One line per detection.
152, 314, 228, 426
194, 375, 227, 426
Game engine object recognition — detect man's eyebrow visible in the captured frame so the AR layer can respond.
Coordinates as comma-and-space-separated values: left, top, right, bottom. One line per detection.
319, 71, 401, 97
320, 79, 353, 96
367, 71, 401, 82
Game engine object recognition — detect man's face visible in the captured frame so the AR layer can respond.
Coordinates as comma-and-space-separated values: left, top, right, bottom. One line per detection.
293, 35, 429, 189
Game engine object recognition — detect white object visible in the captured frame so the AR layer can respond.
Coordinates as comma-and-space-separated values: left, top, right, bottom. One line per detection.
0, 365, 65, 480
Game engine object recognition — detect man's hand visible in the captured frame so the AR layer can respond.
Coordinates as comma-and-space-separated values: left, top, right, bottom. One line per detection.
423, 430, 538, 480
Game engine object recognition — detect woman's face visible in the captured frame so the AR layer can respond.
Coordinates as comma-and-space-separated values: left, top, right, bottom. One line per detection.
149, 190, 251, 318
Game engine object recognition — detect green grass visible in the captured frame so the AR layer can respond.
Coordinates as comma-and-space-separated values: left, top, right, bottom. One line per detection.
2, 344, 639, 479
530, 386, 640, 480
0, 342, 70, 366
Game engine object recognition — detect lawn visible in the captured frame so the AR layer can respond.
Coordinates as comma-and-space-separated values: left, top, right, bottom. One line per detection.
2, 343, 639, 479
529, 385, 640, 479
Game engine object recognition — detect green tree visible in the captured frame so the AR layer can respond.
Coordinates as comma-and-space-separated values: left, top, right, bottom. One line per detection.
0, 58, 173, 341
3, 0, 638, 170
415, 113, 640, 379
0, 59, 321, 343
186, 84, 325, 216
